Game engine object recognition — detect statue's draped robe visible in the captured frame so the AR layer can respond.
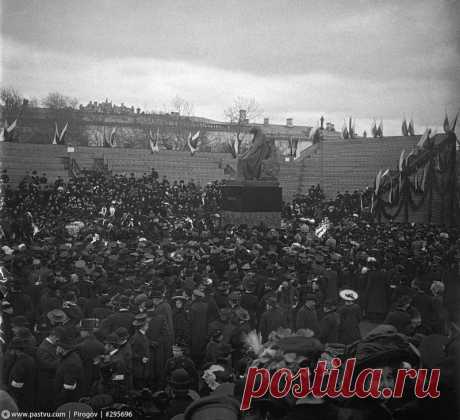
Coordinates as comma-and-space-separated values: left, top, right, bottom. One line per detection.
236, 130, 272, 180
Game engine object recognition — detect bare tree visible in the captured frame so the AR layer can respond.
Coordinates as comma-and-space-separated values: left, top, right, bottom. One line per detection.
42, 92, 79, 109
224, 96, 262, 123
168, 96, 195, 150
1, 87, 24, 114
224, 96, 263, 152
171, 95, 194, 116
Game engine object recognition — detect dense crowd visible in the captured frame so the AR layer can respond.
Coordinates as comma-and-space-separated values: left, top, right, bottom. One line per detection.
0, 169, 459, 419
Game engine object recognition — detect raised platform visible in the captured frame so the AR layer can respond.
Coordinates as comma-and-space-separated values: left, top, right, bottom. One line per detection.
220, 180, 282, 227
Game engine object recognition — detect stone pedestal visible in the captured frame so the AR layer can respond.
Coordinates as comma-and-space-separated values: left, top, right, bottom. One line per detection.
221, 180, 282, 227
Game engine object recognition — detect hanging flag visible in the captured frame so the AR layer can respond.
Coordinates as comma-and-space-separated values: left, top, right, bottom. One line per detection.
149, 128, 159, 153
288, 137, 293, 157
405, 148, 417, 165
398, 149, 406, 172
443, 112, 450, 133
451, 112, 458, 132
402, 118, 409, 136
292, 138, 299, 158
435, 153, 441, 171
342, 121, 349, 139
59, 122, 68, 144
52, 122, 59, 144
417, 128, 431, 149
377, 120, 383, 137
375, 169, 383, 195
408, 118, 415, 136
421, 162, 429, 192
310, 125, 320, 140
187, 131, 200, 156
109, 127, 117, 147
233, 135, 239, 157
371, 120, 378, 138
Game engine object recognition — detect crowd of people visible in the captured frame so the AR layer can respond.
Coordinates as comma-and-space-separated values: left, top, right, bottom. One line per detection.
0, 168, 459, 419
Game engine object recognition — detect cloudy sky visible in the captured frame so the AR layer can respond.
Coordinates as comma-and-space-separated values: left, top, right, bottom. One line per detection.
1, 0, 459, 134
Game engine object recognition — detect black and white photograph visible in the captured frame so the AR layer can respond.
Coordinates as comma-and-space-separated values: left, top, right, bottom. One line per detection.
0, 0, 459, 419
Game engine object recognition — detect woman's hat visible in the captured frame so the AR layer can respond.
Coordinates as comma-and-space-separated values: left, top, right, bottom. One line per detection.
339, 289, 359, 301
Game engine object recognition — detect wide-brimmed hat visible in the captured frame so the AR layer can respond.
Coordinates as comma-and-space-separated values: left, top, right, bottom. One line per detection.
339, 289, 359, 301
47, 309, 70, 325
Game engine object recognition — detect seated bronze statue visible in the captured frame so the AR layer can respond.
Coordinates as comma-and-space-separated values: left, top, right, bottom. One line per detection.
236, 127, 280, 181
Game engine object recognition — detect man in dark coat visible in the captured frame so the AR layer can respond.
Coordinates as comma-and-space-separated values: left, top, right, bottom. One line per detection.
240, 280, 259, 329
172, 295, 190, 347
146, 303, 171, 389
76, 319, 105, 395
164, 369, 199, 419
100, 332, 131, 401
363, 263, 390, 322
411, 279, 437, 333
189, 289, 209, 365
54, 327, 84, 408
295, 294, 320, 337
259, 296, 285, 341
384, 295, 413, 334
99, 295, 134, 337
114, 327, 133, 390
319, 300, 340, 343
4, 337, 37, 411
36, 328, 59, 410
129, 314, 150, 389
164, 344, 198, 390
338, 290, 361, 344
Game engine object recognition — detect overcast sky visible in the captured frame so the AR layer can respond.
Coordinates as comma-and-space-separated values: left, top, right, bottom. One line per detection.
1, 0, 459, 135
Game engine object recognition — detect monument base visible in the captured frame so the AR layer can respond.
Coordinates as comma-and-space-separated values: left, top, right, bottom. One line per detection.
220, 180, 282, 227
221, 211, 281, 227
